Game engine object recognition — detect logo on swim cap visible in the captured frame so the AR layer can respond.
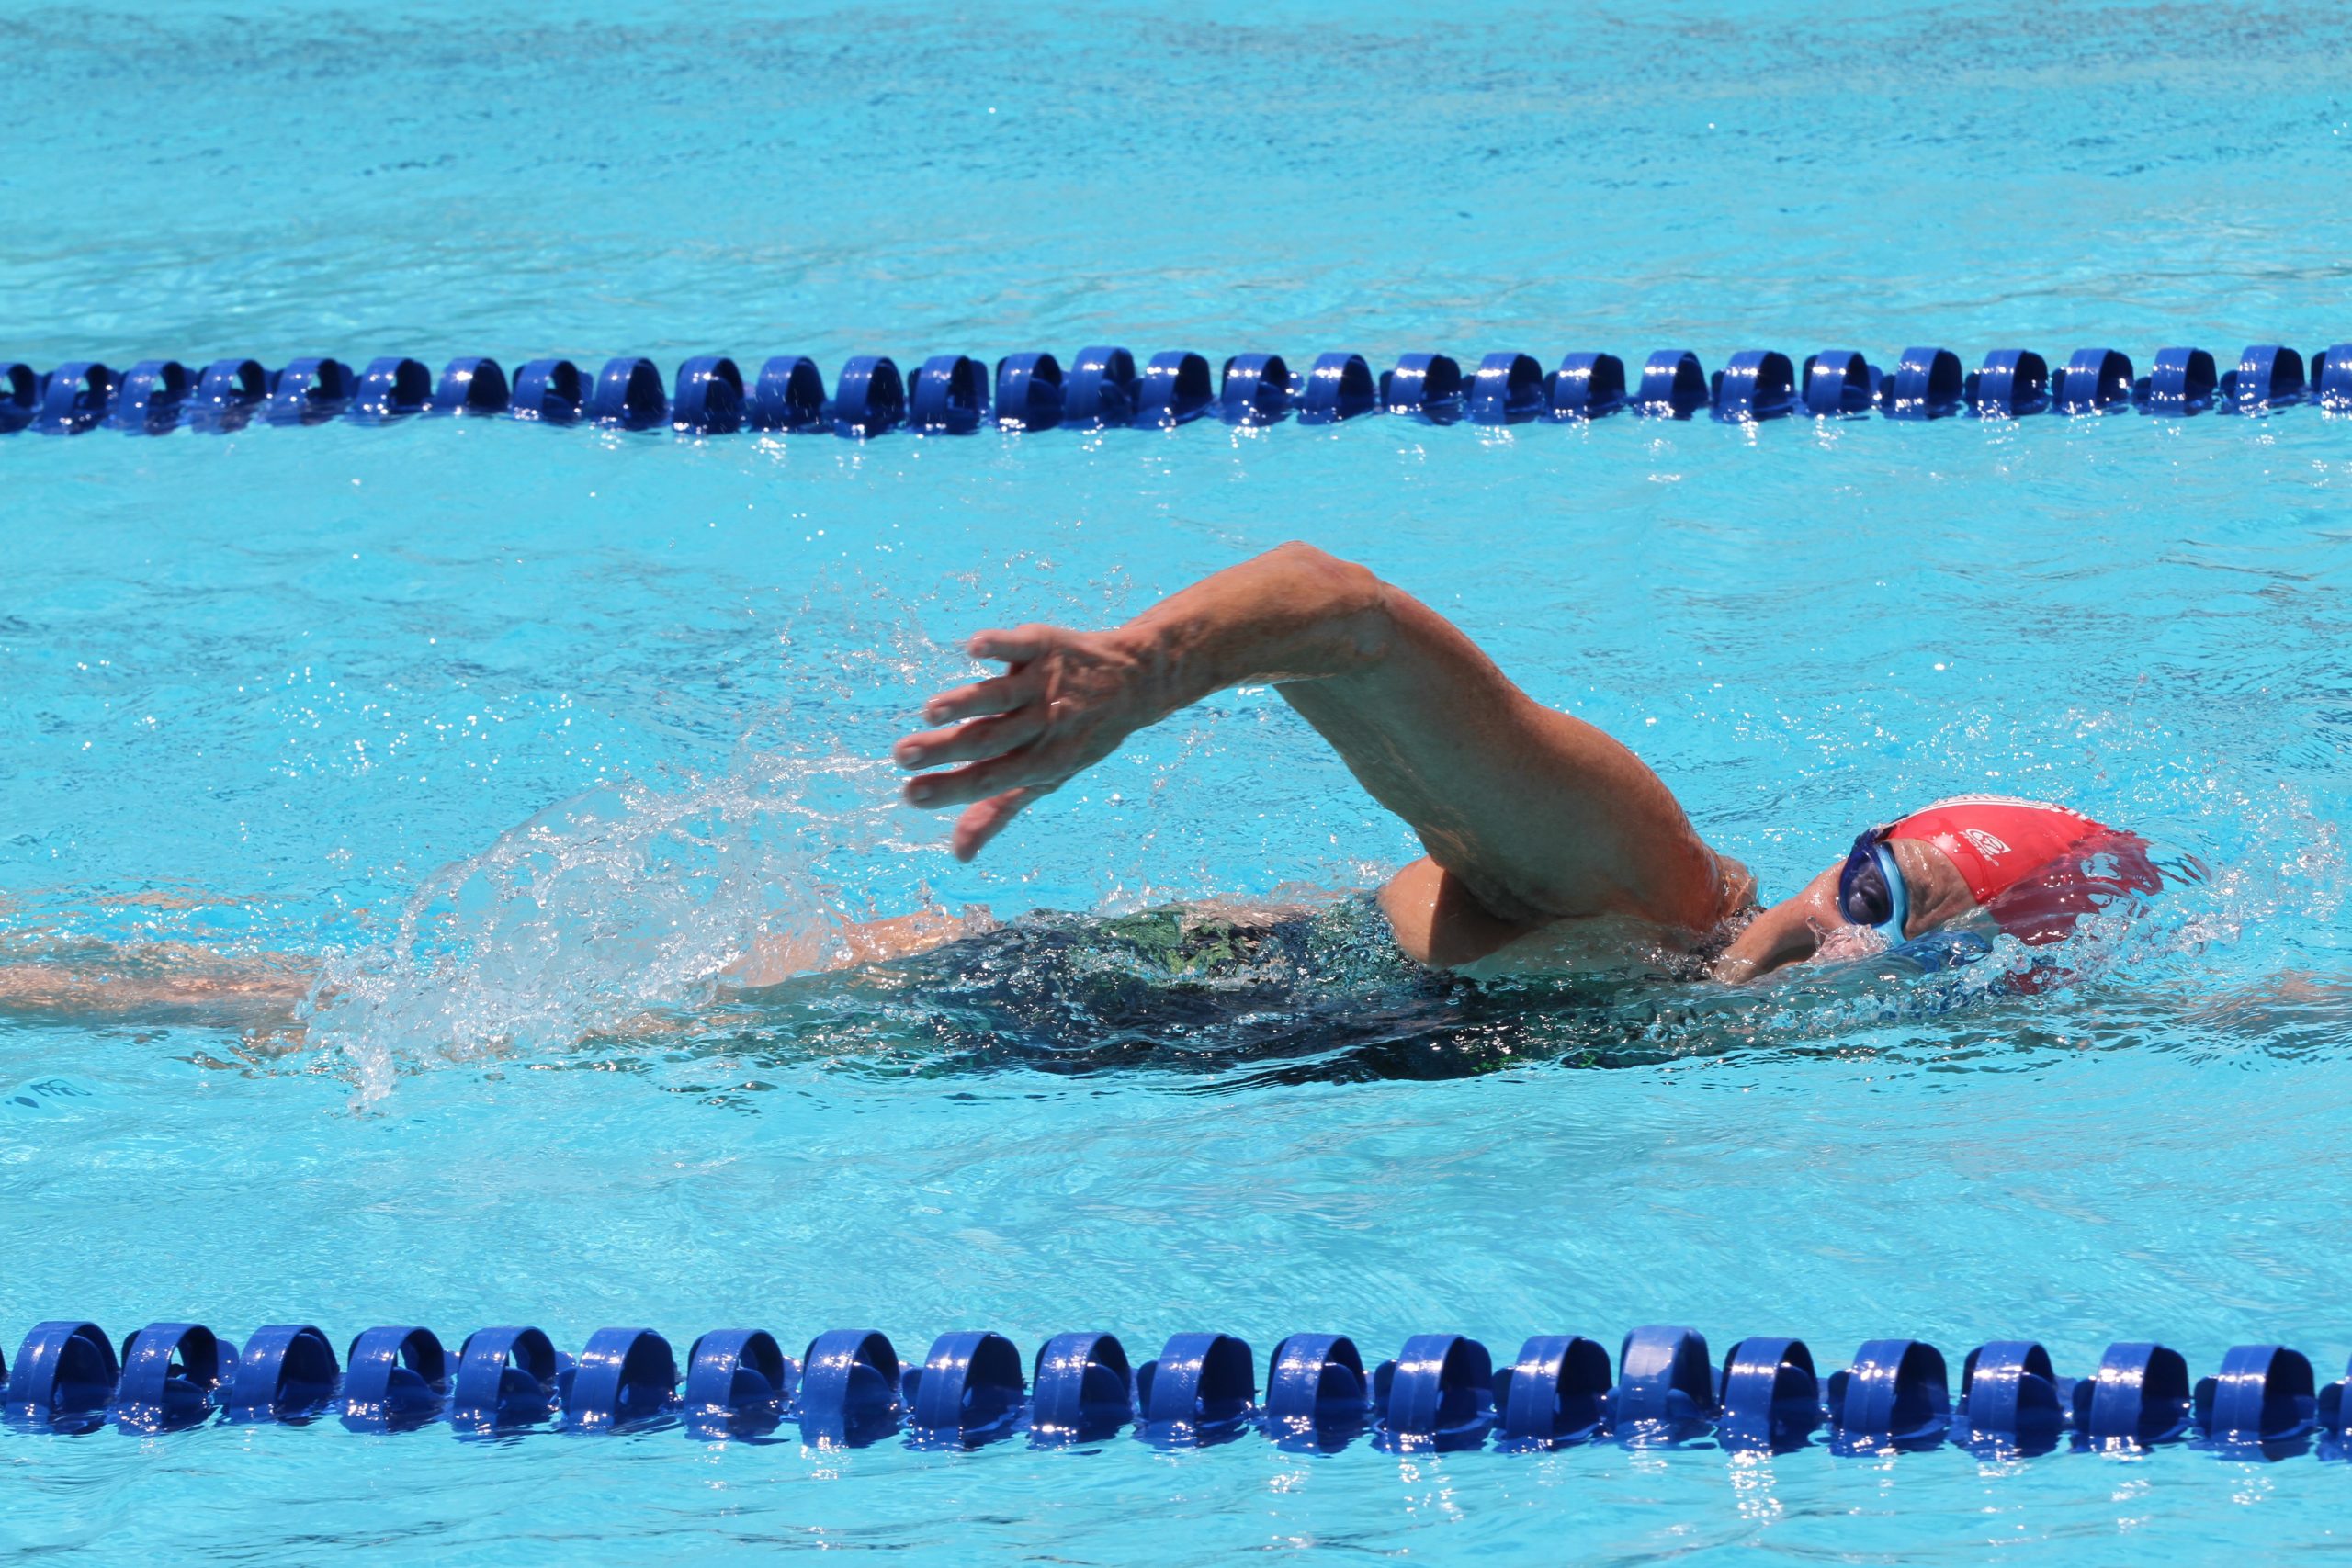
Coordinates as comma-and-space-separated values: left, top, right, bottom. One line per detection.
1962, 828, 2011, 858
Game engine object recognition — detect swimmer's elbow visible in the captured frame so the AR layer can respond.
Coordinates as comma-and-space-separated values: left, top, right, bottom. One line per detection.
1267, 539, 1351, 575
1271, 541, 1385, 610
1261, 542, 1396, 673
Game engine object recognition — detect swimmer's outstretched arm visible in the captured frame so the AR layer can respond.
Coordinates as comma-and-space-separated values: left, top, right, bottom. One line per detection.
894, 544, 1736, 964
0, 942, 314, 1047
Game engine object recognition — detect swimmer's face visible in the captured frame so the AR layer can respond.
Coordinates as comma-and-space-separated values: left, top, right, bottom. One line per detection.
1711, 839, 1973, 983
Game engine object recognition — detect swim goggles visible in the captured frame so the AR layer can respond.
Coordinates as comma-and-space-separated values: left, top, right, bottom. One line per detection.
1837, 825, 1911, 938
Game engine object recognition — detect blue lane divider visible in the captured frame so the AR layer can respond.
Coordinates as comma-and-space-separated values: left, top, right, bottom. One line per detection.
2318, 1361, 2352, 1444
682, 1329, 795, 1439
352, 357, 431, 423
831, 356, 904, 438
35, 361, 114, 434
1468, 352, 1544, 425
909, 355, 989, 434
673, 356, 745, 435
2318, 344, 2352, 412
1712, 350, 1796, 423
513, 357, 584, 423
589, 357, 667, 430
1609, 1324, 1716, 1440
1966, 349, 2051, 416
448, 1326, 570, 1433
563, 1327, 678, 1431
1824, 1338, 1950, 1455
1636, 349, 1709, 419
1136, 351, 1213, 427
10, 1319, 2351, 1463
1803, 351, 1880, 418
797, 1329, 901, 1446
225, 1324, 338, 1423
342, 1325, 448, 1432
264, 358, 354, 425
433, 357, 509, 416
2197, 1345, 2315, 1456
1717, 1337, 1821, 1452
2052, 347, 2133, 415
994, 352, 1063, 431
1883, 346, 1963, 420
1219, 353, 1293, 427
1298, 353, 1376, 424
1548, 352, 1625, 420
1031, 1332, 1133, 1444
1493, 1334, 1611, 1450
1136, 1332, 1254, 1445
2224, 344, 2306, 414
1372, 1334, 1496, 1451
2076, 1342, 2193, 1448
1064, 344, 1136, 428
1381, 352, 1464, 423
1, 361, 38, 433
752, 355, 826, 433
2137, 346, 2217, 415
1264, 1334, 1371, 1450
116, 1323, 233, 1434
906, 1331, 1025, 1448
192, 358, 268, 431
14, 342, 2352, 441
1956, 1341, 2068, 1454
5, 1322, 116, 1433
109, 360, 189, 432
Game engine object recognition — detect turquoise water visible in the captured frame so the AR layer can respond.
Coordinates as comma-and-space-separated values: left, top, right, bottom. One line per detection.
6, 0, 2352, 1561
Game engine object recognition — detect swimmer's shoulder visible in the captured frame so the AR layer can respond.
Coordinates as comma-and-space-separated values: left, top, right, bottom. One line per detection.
1378, 855, 1744, 976
1377, 858, 1529, 969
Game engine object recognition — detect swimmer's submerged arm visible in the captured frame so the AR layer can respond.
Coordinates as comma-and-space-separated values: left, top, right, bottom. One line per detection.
895, 543, 1724, 933
1713, 865, 1843, 981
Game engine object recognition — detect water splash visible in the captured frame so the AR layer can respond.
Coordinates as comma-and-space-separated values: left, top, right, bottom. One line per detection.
299, 739, 910, 1103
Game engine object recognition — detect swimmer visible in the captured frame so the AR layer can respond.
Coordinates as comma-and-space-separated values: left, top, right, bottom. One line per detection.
886, 543, 2162, 982
0, 545, 2163, 1034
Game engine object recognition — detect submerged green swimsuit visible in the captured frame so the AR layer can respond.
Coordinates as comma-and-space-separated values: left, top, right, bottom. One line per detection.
933, 895, 1433, 998
1086, 906, 1286, 977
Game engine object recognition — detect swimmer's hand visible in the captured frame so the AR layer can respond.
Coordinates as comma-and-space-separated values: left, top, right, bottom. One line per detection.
894, 624, 1165, 860
894, 546, 1387, 860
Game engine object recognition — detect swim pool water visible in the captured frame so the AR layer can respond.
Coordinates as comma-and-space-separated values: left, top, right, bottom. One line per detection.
6, 0, 2352, 1560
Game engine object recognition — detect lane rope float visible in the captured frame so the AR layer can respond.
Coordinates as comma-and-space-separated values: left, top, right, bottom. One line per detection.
5, 344, 2348, 440
4, 1318, 2346, 1461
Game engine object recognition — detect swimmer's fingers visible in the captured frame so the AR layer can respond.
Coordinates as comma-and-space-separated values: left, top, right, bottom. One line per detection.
892, 707, 1049, 771
917, 668, 1035, 727
951, 787, 1048, 861
967, 626, 1055, 665
901, 749, 1046, 809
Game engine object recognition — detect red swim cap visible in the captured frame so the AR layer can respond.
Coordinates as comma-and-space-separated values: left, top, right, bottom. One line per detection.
1885, 795, 2162, 944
